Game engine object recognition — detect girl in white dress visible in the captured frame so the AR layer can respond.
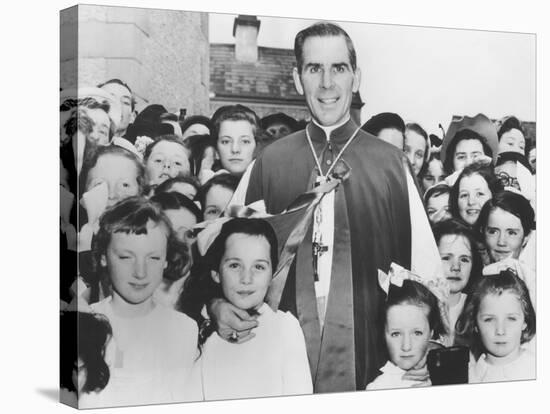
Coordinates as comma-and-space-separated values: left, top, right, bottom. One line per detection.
455, 269, 536, 383
188, 217, 313, 401
367, 266, 448, 390
84, 197, 200, 408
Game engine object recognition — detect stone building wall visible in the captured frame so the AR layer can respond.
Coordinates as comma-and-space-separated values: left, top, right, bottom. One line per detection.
60, 5, 210, 116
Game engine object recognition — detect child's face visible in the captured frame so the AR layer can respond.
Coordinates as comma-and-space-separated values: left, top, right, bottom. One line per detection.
102, 220, 168, 305
427, 192, 451, 224
485, 207, 525, 262
212, 233, 272, 310
498, 128, 525, 155
404, 130, 426, 176
438, 234, 473, 295
385, 303, 432, 371
204, 184, 234, 221
453, 139, 484, 172
476, 291, 526, 362
86, 154, 140, 207
146, 141, 190, 186
217, 120, 256, 176
421, 158, 445, 192
457, 173, 492, 225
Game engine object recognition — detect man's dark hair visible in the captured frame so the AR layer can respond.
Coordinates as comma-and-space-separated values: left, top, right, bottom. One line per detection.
294, 22, 357, 74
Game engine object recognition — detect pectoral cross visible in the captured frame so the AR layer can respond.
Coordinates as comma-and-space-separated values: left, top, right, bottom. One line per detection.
312, 241, 329, 282
312, 174, 330, 282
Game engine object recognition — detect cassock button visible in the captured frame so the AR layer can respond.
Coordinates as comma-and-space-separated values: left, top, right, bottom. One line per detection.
326, 159, 332, 165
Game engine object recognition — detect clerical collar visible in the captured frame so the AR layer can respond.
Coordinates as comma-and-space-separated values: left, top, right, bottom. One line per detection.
312, 115, 351, 141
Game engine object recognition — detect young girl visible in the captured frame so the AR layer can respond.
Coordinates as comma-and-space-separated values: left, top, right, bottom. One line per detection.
143, 134, 191, 187
476, 190, 535, 264
212, 105, 259, 177
150, 191, 203, 308
79, 144, 146, 220
449, 161, 503, 227
87, 197, 200, 407
367, 268, 448, 390
455, 270, 536, 383
196, 173, 240, 222
476, 190, 536, 306
433, 219, 482, 343
404, 123, 430, 177
419, 152, 445, 193
497, 116, 526, 155
187, 218, 312, 400
424, 183, 452, 225
442, 125, 496, 176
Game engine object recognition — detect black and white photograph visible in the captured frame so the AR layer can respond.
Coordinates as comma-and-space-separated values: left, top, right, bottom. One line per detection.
3, 0, 548, 413
56, 2, 541, 409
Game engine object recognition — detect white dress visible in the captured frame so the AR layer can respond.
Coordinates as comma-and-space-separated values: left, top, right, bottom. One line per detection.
469, 349, 536, 384
366, 361, 425, 390
81, 297, 201, 408
196, 303, 313, 400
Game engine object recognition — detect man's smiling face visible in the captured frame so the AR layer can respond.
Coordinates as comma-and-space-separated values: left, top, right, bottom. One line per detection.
293, 35, 361, 127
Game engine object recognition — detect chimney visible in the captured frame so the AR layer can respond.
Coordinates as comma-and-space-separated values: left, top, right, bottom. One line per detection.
233, 15, 261, 63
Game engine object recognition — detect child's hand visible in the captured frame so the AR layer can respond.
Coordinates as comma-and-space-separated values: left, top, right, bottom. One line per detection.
209, 298, 259, 344
401, 341, 444, 384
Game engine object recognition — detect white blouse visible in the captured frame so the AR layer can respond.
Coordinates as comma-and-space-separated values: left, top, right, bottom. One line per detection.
196, 303, 313, 401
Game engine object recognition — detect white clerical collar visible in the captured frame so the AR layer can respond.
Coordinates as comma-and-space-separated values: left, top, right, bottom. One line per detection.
312, 115, 351, 141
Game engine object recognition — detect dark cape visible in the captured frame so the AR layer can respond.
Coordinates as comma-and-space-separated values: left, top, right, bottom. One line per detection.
245, 119, 412, 391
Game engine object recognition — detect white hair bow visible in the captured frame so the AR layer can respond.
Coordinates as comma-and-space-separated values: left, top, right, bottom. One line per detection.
378, 262, 450, 304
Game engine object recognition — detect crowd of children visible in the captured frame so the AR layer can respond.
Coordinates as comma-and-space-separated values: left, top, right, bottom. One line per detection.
59, 77, 536, 407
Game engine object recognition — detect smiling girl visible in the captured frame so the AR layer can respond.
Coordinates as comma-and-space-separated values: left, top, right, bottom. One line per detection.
449, 162, 503, 227
476, 190, 535, 264
189, 218, 312, 400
